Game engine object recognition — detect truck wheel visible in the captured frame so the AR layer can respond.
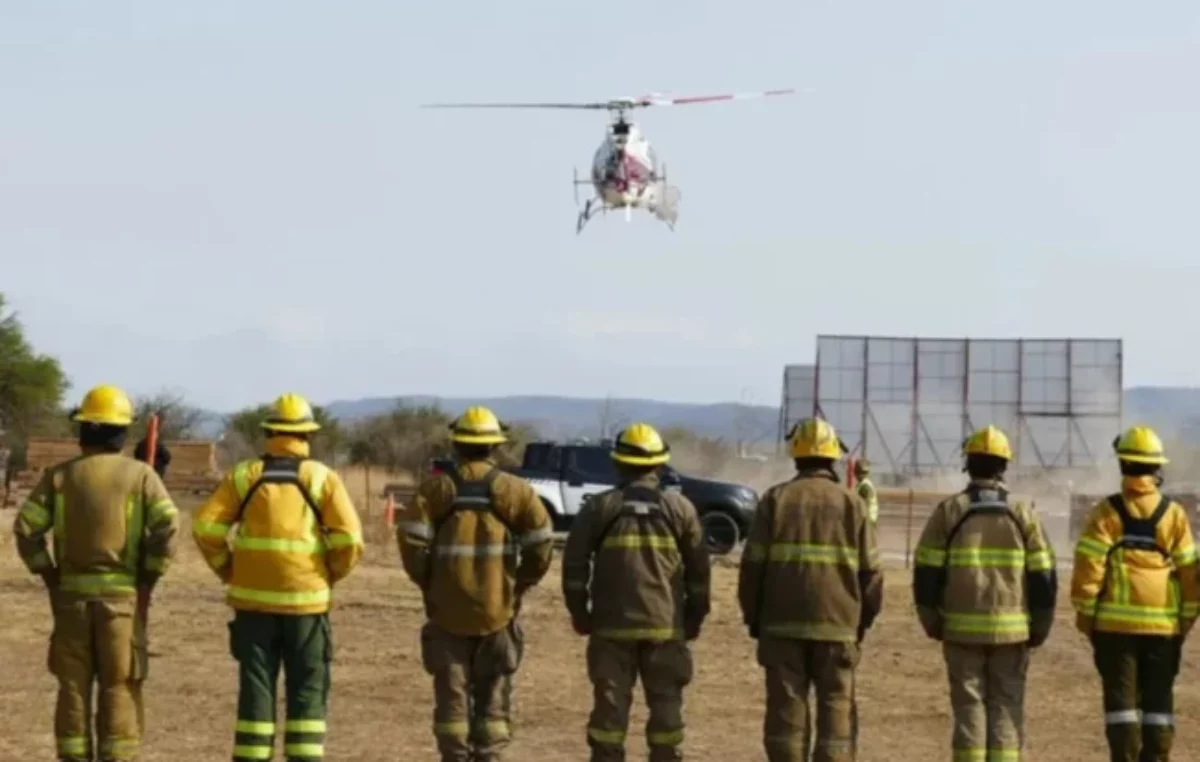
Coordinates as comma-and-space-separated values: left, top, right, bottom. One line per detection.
700, 510, 741, 555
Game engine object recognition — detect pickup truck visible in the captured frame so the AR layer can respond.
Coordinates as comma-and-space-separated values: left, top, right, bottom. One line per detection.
436, 441, 759, 554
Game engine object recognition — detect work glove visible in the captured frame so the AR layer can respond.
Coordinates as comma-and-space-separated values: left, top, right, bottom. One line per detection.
684, 617, 702, 642
571, 614, 592, 636
916, 612, 943, 642
747, 622, 760, 640
856, 624, 867, 644
1075, 612, 1094, 637
1028, 615, 1053, 648
1181, 617, 1196, 640
39, 567, 59, 589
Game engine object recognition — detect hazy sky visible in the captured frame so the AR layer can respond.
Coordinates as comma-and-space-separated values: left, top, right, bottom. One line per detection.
3, 2, 1199, 412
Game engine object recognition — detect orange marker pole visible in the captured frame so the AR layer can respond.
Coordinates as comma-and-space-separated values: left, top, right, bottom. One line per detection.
384, 494, 396, 528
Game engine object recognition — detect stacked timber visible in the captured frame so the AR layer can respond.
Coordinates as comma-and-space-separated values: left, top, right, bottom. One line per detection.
11, 437, 221, 497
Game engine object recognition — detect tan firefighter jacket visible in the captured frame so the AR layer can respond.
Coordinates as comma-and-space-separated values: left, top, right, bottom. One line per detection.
397, 458, 554, 636
13, 449, 181, 597
561, 472, 711, 641
737, 467, 884, 642
193, 437, 364, 615
913, 479, 1058, 645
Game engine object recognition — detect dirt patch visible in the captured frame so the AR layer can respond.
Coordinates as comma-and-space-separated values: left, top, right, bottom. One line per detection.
1, 513, 1197, 761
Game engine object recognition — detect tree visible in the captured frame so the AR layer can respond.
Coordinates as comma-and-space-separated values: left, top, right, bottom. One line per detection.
220, 402, 343, 464
0, 293, 70, 448
345, 404, 452, 474
131, 390, 209, 441
344, 405, 541, 474
494, 420, 539, 468
660, 426, 733, 476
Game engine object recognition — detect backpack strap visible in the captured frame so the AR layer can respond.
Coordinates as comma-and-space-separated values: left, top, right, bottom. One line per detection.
1090, 493, 1177, 633
944, 485, 1028, 550
432, 466, 513, 541
233, 455, 323, 526
594, 483, 681, 552
1106, 493, 1172, 559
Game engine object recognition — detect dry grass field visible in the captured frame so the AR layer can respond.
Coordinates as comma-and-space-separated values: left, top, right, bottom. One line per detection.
2, 505, 1199, 761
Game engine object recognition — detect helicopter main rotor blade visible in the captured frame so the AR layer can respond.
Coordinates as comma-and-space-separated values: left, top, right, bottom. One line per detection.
633, 88, 796, 107
420, 102, 612, 110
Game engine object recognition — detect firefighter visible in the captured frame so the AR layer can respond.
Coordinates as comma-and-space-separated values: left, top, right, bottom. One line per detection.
11, 384, 180, 762
133, 435, 171, 479
913, 425, 1058, 762
852, 459, 879, 525
737, 417, 883, 762
396, 406, 555, 762
562, 423, 711, 762
1071, 426, 1200, 762
193, 392, 364, 762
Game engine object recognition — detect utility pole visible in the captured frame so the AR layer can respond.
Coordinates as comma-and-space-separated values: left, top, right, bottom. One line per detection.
598, 396, 613, 439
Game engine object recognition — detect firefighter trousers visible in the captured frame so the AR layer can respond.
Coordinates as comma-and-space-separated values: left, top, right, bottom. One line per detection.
585, 636, 694, 762
48, 593, 148, 762
942, 641, 1029, 762
228, 611, 332, 762
757, 636, 859, 762
1091, 632, 1182, 762
419, 620, 524, 762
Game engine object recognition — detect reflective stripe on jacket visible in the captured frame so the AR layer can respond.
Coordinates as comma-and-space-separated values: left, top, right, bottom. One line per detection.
913, 480, 1057, 645
12, 450, 180, 596
561, 473, 711, 641
737, 467, 883, 642
397, 458, 553, 636
193, 437, 363, 615
1070, 476, 1200, 636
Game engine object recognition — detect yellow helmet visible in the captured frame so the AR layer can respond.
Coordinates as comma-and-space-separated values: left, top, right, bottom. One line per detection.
1113, 426, 1168, 465
261, 392, 322, 434
788, 418, 845, 460
449, 406, 508, 445
611, 422, 670, 466
70, 384, 134, 427
963, 425, 1013, 460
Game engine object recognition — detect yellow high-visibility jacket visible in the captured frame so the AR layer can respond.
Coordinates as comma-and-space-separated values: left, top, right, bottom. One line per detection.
193, 437, 363, 615
12, 450, 180, 596
1071, 476, 1200, 636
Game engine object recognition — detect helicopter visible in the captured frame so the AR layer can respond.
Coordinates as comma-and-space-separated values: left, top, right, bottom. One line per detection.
421, 89, 794, 234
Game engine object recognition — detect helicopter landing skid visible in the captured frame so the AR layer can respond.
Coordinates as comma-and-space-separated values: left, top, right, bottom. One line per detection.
576, 198, 595, 234
576, 198, 678, 234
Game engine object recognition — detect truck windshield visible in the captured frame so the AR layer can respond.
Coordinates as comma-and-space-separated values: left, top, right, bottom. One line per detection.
569, 447, 616, 483
523, 444, 562, 471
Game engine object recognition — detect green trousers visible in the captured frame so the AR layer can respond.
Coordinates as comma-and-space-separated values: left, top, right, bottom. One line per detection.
1091, 632, 1181, 762
229, 611, 331, 761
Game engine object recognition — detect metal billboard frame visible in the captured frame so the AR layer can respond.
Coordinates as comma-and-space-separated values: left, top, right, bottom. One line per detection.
778, 364, 816, 451
801, 335, 1122, 473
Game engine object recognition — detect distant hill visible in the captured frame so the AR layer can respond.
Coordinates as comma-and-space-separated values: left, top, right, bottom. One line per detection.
1125, 387, 1200, 444
186, 386, 1200, 449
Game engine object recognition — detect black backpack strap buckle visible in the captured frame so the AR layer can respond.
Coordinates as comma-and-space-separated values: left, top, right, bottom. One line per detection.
945, 485, 1027, 549
434, 466, 514, 539
595, 483, 680, 551
1107, 493, 1172, 558
234, 455, 322, 525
